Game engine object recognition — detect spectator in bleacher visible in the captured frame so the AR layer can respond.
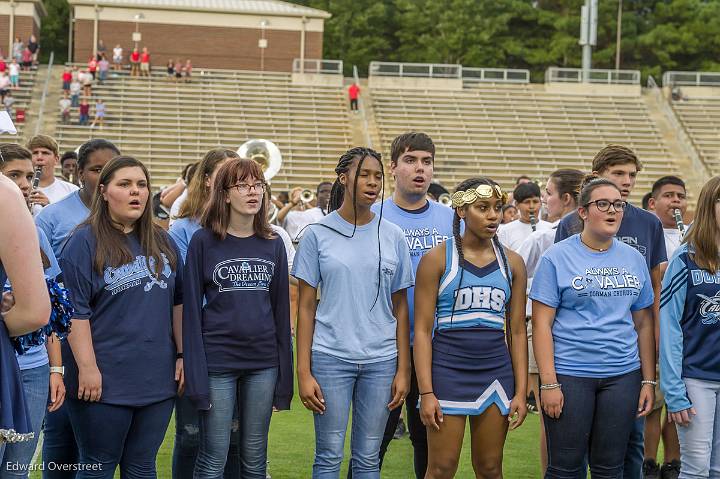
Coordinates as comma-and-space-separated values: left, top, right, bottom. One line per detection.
348, 82, 360, 112
96, 39, 107, 61
81, 69, 93, 97
61, 68, 72, 93
12, 37, 23, 63
9, 59, 19, 89
130, 47, 140, 76
0, 57, 6, 75
70, 77, 81, 107
98, 54, 110, 84
184, 59, 192, 82
60, 151, 79, 185
140, 47, 151, 77
3, 90, 15, 117
174, 60, 182, 81
0, 72, 11, 103
166, 59, 175, 80
71, 65, 79, 82
112, 44, 123, 71
28, 34, 39, 66
79, 98, 90, 126
21, 47, 32, 71
59, 93, 72, 124
27, 134, 79, 205
91, 98, 106, 128
88, 56, 98, 80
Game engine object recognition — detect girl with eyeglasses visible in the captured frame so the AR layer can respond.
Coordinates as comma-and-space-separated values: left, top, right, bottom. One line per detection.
530, 176, 656, 478
183, 158, 292, 479
413, 178, 528, 478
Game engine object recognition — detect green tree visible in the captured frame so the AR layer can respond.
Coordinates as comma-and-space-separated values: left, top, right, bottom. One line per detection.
40, 0, 70, 63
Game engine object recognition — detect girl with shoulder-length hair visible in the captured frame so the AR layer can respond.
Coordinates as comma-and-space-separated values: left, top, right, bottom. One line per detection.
531, 176, 656, 478
414, 177, 528, 479
293, 147, 414, 478
183, 158, 292, 479
60, 155, 184, 478
660, 175, 720, 478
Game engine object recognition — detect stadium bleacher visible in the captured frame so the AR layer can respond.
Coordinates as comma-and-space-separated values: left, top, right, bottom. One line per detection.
0, 70, 38, 142
670, 97, 720, 177
53, 66, 353, 191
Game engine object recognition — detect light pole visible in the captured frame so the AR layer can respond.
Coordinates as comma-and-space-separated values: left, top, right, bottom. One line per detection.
133, 13, 144, 49
579, 0, 598, 82
8, 1, 17, 61
615, 0, 623, 70
259, 19, 268, 71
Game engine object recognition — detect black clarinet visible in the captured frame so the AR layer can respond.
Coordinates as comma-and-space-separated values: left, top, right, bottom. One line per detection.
673, 208, 686, 237
529, 212, 537, 232
31, 166, 42, 190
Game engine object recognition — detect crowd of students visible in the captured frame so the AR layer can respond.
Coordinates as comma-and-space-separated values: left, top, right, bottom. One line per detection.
0, 131, 718, 479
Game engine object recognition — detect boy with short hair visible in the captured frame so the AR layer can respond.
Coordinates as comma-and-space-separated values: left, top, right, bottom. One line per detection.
555, 144, 667, 479
26, 134, 78, 205
498, 182, 551, 251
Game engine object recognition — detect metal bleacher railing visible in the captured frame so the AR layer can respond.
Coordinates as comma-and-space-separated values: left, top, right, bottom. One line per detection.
292, 59, 343, 75
662, 71, 720, 87
369, 62, 462, 79
462, 67, 529, 84
545, 67, 640, 85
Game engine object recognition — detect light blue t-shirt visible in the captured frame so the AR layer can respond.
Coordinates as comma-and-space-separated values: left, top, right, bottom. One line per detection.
168, 217, 201, 262
530, 234, 654, 378
12, 228, 61, 370
371, 199, 453, 343
291, 211, 414, 363
35, 190, 90, 258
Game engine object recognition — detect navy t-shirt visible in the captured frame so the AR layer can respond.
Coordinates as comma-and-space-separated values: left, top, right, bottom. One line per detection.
555, 203, 667, 270
60, 224, 183, 407
183, 229, 292, 411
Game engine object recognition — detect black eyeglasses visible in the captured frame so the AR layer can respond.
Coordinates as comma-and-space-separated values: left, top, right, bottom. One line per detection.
584, 199, 627, 212
228, 181, 266, 194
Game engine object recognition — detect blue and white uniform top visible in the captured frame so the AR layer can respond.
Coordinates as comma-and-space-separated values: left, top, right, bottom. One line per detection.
660, 243, 720, 413
436, 237, 510, 332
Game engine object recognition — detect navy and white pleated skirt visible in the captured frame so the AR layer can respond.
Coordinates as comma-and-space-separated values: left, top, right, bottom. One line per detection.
430, 327, 515, 416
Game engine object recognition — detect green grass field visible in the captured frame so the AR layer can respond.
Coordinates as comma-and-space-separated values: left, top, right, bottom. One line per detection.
31, 401, 543, 478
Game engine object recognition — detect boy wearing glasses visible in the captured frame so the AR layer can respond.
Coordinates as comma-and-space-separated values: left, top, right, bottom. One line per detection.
555, 145, 667, 479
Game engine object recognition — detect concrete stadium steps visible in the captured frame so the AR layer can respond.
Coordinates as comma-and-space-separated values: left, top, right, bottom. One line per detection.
369, 84, 678, 204
53, 66, 353, 190
0, 71, 38, 143
671, 98, 720, 175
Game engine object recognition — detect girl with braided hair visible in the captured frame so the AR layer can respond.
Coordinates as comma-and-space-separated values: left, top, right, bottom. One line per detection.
414, 177, 528, 478
293, 147, 413, 478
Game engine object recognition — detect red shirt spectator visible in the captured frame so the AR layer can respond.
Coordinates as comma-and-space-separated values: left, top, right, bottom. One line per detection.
21, 49, 32, 63
141, 52, 150, 64
0, 59, 6, 73
348, 83, 360, 100
79, 103, 90, 116
130, 50, 140, 63
62, 71, 72, 83
88, 58, 97, 72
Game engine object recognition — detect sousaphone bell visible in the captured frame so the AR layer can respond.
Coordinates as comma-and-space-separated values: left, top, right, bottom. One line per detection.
237, 139, 282, 223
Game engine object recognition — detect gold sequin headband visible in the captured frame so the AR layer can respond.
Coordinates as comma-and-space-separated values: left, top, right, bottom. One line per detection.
451, 184, 507, 209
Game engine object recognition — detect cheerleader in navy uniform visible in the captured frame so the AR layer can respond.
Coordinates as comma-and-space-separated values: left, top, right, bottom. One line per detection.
414, 178, 528, 478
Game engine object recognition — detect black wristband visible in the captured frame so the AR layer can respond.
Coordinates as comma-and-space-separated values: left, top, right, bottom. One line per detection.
176, 353, 184, 359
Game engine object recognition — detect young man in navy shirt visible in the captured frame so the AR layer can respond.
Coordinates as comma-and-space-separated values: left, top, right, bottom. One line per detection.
555, 145, 667, 479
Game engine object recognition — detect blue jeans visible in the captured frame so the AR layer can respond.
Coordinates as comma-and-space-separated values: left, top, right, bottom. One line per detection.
0, 364, 49, 478
42, 404, 78, 479
311, 351, 397, 479
194, 367, 278, 479
66, 397, 174, 479
544, 369, 641, 479
676, 378, 720, 478
623, 418, 645, 479
172, 395, 242, 479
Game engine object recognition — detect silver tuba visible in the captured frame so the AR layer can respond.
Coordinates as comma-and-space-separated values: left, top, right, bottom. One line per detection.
238, 139, 282, 223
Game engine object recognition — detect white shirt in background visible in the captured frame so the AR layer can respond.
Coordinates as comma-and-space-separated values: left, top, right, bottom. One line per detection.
283, 207, 325, 243
497, 218, 552, 252
663, 227, 683, 259
169, 189, 188, 224
39, 178, 79, 204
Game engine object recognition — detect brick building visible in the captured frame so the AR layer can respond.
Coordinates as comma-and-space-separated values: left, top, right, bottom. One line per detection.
0, 0, 45, 59
68, 0, 330, 71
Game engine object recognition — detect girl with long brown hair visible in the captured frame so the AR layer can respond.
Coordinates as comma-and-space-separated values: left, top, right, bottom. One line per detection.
60, 156, 183, 478
660, 176, 720, 477
183, 158, 292, 479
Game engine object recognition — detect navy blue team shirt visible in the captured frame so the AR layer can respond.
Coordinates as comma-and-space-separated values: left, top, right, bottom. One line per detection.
60, 224, 183, 406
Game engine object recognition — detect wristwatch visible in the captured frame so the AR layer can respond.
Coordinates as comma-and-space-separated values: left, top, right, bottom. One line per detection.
49, 366, 65, 377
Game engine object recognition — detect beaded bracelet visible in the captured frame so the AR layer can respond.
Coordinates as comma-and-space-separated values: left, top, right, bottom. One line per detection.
641, 380, 657, 387
419, 391, 434, 396
539, 383, 562, 390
